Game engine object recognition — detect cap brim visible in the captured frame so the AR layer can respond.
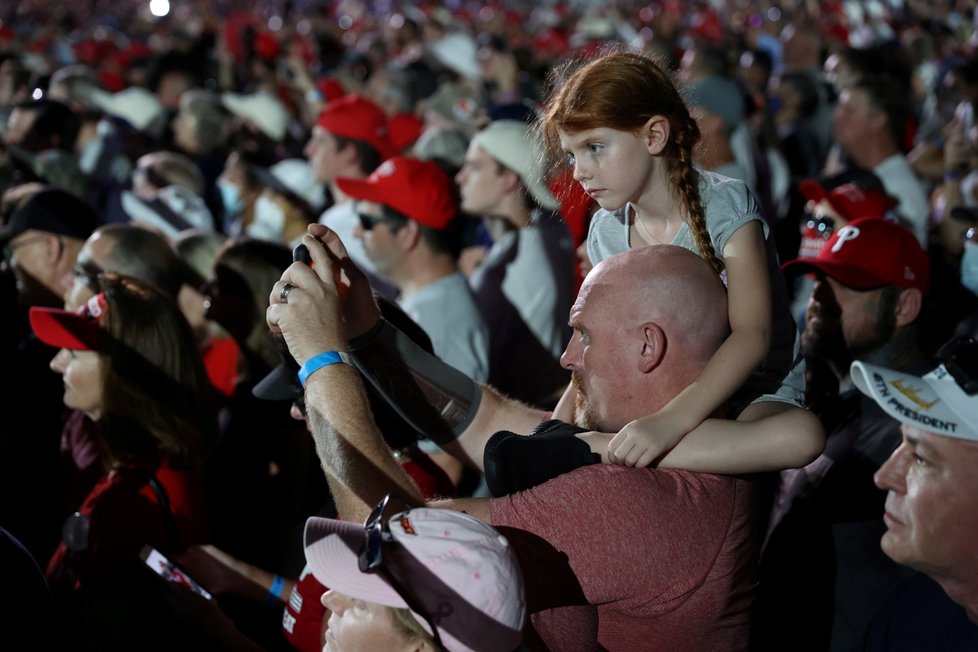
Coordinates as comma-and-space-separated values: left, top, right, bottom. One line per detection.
252, 364, 301, 401
781, 257, 891, 289
335, 176, 383, 205
851, 361, 977, 440
303, 517, 408, 610
527, 180, 559, 211
29, 307, 103, 350
250, 165, 293, 198
121, 191, 193, 238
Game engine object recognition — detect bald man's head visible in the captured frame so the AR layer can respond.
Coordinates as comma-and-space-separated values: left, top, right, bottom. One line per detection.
562, 246, 729, 431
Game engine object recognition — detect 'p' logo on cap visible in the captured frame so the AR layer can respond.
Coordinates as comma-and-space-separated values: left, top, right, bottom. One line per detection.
831, 225, 861, 253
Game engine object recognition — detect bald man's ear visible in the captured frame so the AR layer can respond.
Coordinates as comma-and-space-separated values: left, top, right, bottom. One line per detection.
894, 287, 923, 328
638, 322, 666, 373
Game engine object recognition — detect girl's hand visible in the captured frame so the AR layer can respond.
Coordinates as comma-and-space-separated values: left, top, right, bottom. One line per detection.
607, 412, 690, 468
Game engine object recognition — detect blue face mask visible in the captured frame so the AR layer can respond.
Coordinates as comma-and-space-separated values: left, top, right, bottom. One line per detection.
962, 241, 978, 296
217, 178, 245, 215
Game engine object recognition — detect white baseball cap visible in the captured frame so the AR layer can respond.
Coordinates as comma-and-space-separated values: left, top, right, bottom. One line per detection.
472, 120, 559, 211
122, 185, 214, 238
222, 91, 289, 142
88, 86, 166, 137
851, 351, 978, 441
303, 505, 525, 652
253, 159, 326, 212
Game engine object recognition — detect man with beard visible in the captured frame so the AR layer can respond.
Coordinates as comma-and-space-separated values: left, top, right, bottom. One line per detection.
0, 187, 98, 562
269, 233, 758, 650
754, 217, 931, 652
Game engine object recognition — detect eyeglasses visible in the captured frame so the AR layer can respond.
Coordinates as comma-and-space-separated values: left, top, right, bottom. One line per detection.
804, 214, 835, 240
936, 336, 978, 396
358, 494, 445, 648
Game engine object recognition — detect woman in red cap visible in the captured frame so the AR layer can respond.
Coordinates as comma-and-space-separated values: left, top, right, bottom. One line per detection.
30, 272, 217, 648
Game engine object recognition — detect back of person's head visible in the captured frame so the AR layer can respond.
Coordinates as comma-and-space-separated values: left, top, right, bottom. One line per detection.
542, 48, 724, 275
94, 224, 187, 299
11, 98, 80, 152
136, 151, 205, 196
213, 238, 292, 368
46, 65, 100, 114
177, 89, 229, 155
780, 70, 820, 118
684, 43, 731, 80
172, 229, 227, 285
850, 74, 914, 150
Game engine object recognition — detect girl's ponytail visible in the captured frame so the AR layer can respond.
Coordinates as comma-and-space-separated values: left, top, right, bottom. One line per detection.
673, 126, 724, 276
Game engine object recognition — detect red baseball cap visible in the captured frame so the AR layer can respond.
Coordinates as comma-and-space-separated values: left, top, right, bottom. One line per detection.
782, 217, 930, 293
29, 293, 109, 351
316, 94, 395, 160
336, 156, 457, 230
388, 113, 424, 152
799, 179, 898, 223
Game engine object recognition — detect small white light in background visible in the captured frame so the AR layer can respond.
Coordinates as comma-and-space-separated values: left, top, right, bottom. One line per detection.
32, 88, 43, 100
149, 0, 170, 18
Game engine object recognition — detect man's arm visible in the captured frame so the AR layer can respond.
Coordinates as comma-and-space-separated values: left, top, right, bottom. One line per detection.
268, 228, 542, 520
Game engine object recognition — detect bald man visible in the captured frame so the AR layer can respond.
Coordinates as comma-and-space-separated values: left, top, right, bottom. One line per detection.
269, 233, 759, 650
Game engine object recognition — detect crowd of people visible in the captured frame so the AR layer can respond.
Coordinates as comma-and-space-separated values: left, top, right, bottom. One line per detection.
1, 0, 977, 649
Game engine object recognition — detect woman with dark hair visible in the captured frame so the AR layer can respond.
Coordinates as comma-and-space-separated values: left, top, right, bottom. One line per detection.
30, 272, 217, 647
202, 237, 329, 584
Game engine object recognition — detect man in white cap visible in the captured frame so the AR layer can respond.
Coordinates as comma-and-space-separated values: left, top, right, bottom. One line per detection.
849, 338, 978, 646
455, 119, 575, 406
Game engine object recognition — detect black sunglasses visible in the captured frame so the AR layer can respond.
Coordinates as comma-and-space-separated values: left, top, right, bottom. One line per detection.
936, 336, 978, 396
357, 212, 389, 232
358, 494, 445, 648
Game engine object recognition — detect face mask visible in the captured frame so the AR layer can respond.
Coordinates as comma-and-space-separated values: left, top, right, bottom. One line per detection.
248, 195, 286, 241
217, 178, 246, 215
962, 241, 978, 296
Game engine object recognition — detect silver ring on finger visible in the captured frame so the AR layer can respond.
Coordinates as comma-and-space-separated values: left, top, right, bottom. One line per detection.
280, 283, 295, 303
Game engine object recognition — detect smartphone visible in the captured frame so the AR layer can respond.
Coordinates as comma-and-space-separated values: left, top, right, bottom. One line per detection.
293, 242, 312, 265
140, 545, 213, 600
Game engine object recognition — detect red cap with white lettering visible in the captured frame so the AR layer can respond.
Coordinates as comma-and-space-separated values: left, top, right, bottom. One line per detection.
782, 217, 930, 294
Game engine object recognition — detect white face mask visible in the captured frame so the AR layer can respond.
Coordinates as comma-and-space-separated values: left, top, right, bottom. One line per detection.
248, 195, 286, 241
217, 178, 246, 215
962, 240, 978, 296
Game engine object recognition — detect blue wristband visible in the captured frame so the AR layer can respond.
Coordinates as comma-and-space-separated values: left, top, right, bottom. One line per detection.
265, 574, 285, 607
298, 351, 352, 387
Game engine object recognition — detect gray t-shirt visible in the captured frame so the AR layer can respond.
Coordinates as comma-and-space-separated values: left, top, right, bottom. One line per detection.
588, 170, 803, 409
399, 272, 490, 382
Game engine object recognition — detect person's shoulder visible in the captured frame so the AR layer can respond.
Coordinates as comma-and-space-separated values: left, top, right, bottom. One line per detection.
700, 170, 761, 229
699, 170, 753, 203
